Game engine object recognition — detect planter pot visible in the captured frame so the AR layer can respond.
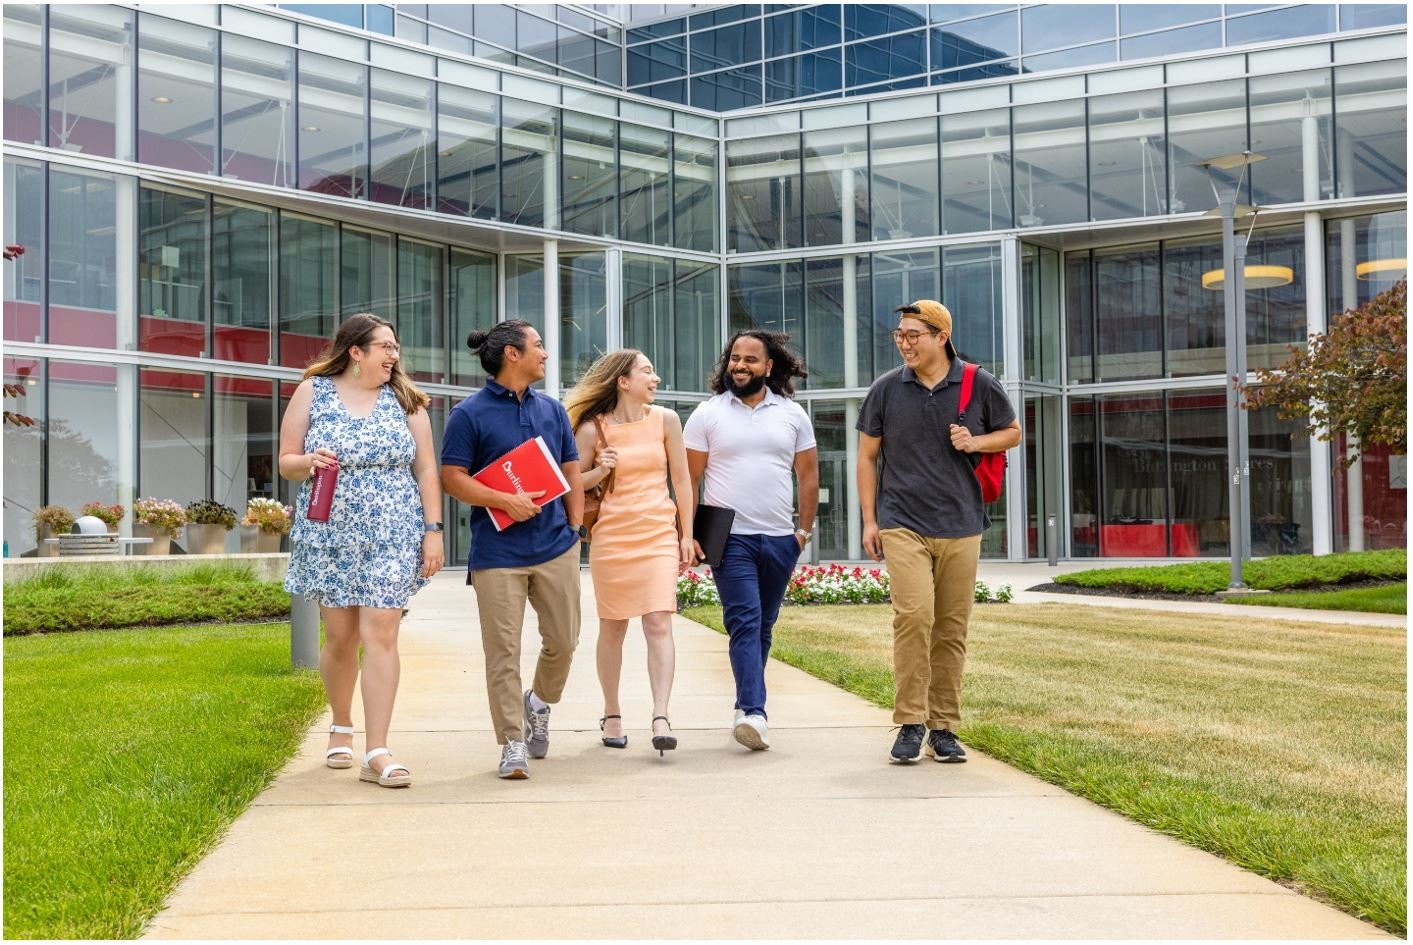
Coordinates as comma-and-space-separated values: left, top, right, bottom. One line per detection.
35, 525, 59, 558
133, 523, 174, 555
240, 524, 283, 554
185, 522, 230, 555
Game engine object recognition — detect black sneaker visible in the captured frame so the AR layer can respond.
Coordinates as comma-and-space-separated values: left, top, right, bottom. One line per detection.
925, 728, 967, 763
889, 724, 926, 764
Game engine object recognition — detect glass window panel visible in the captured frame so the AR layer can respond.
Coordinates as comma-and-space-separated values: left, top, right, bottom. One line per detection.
1120, 21, 1222, 59
367, 4, 394, 34
474, 5, 517, 46
765, 50, 843, 103
619, 123, 671, 246
934, 61, 1021, 84
941, 108, 1011, 233
690, 22, 761, 73
560, 253, 608, 386
691, 65, 764, 110
870, 117, 940, 241
932, 12, 1018, 64
1021, 4, 1114, 52
398, 239, 444, 384
298, 53, 367, 199
3, 356, 44, 556
221, 35, 294, 187
1097, 393, 1169, 556
3, 159, 44, 344
1247, 402, 1313, 555
1021, 244, 1061, 383
870, 247, 939, 375
1331, 433, 1405, 551
3, 5, 43, 146
278, 215, 336, 369
802, 127, 868, 247
846, 32, 927, 87
673, 260, 719, 392
1013, 99, 1088, 227
369, 70, 433, 209
1325, 210, 1407, 319
1247, 69, 1333, 206
558, 32, 599, 80
1119, 4, 1220, 33
767, 6, 841, 55
394, 15, 428, 44
1165, 390, 1228, 557
1089, 89, 1167, 220
140, 367, 210, 520
561, 111, 618, 239
845, 4, 928, 40
1340, 5, 1407, 29
517, 10, 559, 64
629, 37, 686, 85
942, 243, 1003, 375
426, 4, 472, 32
212, 202, 272, 364
1067, 395, 1100, 555
674, 134, 718, 253
1243, 225, 1307, 373
931, 5, 1010, 23
1094, 244, 1161, 381
285, 4, 363, 28
213, 374, 275, 518
802, 257, 844, 389
1167, 80, 1248, 215
623, 253, 673, 384
505, 254, 545, 340
1334, 59, 1407, 198
138, 15, 216, 174
691, 5, 760, 30
1163, 236, 1226, 378
450, 248, 497, 387
1021, 41, 1116, 72
437, 85, 498, 220
1065, 250, 1093, 383
139, 187, 207, 358
501, 97, 558, 229
1226, 6, 1336, 44
645, 80, 688, 106
340, 227, 394, 319
49, 6, 133, 159
49, 359, 125, 515
727, 133, 801, 252
49, 169, 118, 349
596, 41, 623, 84
728, 259, 803, 340
628, 19, 685, 43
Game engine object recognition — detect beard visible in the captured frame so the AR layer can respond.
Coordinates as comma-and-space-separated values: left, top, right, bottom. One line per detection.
727, 371, 767, 398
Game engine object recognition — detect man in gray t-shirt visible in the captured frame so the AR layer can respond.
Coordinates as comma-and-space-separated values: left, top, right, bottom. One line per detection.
856, 299, 1020, 766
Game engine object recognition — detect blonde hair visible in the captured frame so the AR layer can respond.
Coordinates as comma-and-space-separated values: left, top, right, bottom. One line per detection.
563, 349, 645, 431
302, 313, 430, 416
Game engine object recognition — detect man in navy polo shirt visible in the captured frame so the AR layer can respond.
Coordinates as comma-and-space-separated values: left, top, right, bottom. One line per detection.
441, 320, 586, 780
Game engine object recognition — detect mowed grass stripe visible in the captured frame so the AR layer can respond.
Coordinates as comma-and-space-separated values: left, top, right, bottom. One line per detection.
3, 623, 326, 940
684, 602, 1406, 934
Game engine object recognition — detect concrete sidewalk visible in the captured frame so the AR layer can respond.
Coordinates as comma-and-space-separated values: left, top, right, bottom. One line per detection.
146, 571, 1390, 939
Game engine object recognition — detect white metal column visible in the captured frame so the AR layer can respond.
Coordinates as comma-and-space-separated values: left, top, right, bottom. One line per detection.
542, 238, 560, 397
1305, 210, 1332, 555
115, 175, 138, 533
1000, 235, 1026, 560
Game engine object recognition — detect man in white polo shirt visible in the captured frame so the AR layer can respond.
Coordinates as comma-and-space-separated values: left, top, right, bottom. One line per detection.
685, 329, 818, 751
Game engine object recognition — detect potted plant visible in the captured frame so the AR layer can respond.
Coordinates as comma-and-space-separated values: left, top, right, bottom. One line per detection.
32, 505, 75, 558
80, 501, 126, 532
240, 498, 292, 554
184, 500, 237, 555
132, 498, 186, 555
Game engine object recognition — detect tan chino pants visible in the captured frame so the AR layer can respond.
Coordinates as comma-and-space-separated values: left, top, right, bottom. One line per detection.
881, 528, 982, 731
471, 544, 582, 744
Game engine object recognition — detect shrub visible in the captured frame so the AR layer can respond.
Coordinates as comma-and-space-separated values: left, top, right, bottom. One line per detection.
1055, 549, 1406, 595
993, 583, 1014, 603
677, 565, 1011, 608
186, 500, 237, 529
32, 505, 75, 536
676, 568, 720, 608
974, 580, 991, 603
242, 498, 292, 535
80, 502, 125, 530
133, 498, 186, 535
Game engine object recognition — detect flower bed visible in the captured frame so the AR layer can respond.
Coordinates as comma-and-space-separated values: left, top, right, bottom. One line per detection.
677, 564, 1011, 608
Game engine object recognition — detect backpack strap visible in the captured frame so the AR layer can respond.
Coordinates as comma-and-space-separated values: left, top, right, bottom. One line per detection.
958, 361, 978, 424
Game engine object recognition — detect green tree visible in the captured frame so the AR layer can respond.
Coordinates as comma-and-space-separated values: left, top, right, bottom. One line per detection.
1241, 278, 1406, 466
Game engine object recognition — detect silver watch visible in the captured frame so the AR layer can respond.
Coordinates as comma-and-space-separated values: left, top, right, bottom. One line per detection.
794, 527, 812, 541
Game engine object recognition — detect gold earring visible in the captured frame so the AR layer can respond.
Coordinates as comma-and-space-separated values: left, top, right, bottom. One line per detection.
353, 362, 361, 378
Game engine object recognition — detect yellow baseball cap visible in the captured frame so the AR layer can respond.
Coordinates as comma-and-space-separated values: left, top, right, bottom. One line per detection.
895, 299, 958, 358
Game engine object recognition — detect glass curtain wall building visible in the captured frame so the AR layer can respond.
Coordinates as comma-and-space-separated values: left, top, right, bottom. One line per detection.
3, 3, 1406, 565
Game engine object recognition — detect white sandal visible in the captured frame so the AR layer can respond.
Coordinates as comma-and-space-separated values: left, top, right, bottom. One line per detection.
325, 724, 355, 769
359, 747, 412, 788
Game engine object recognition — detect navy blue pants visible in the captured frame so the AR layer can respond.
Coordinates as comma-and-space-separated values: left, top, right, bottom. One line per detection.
712, 533, 801, 719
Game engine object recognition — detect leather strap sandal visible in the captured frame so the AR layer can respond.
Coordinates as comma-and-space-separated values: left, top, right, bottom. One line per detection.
651, 716, 677, 757
359, 747, 411, 788
325, 723, 355, 769
600, 715, 628, 749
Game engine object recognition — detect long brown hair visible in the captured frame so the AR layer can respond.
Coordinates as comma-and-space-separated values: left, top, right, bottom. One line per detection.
563, 349, 645, 431
302, 313, 430, 415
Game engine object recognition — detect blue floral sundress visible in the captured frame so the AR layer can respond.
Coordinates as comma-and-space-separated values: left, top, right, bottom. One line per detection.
285, 376, 429, 609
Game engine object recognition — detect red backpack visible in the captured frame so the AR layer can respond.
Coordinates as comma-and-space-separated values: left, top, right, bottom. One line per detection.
958, 362, 1006, 504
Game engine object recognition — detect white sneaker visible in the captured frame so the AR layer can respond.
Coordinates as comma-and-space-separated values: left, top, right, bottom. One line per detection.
734, 714, 769, 751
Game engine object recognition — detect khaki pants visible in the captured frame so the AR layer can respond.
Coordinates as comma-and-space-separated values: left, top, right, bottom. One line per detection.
881, 528, 982, 731
471, 544, 582, 744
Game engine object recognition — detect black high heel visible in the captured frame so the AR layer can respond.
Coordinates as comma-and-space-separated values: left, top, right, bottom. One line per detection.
599, 715, 628, 749
651, 716, 677, 756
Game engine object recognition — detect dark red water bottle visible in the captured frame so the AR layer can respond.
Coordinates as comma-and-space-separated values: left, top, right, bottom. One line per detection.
307, 462, 338, 522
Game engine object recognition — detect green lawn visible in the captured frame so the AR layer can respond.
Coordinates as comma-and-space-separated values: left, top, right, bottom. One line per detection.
1229, 582, 1407, 614
684, 602, 1407, 934
3, 563, 291, 635
1054, 549, 1405, 599
3, 623, 325, 939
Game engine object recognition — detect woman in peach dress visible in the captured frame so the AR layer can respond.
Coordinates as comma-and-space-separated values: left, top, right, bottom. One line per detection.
564, 350, 694, 755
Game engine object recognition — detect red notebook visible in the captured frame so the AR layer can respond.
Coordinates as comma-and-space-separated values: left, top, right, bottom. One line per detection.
472, 436, 572, 532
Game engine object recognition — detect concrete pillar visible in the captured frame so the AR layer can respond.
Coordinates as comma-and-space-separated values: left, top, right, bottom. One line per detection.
115, 176, 138, 531
115, 46, 134, 162
1337, 217, 1363, 549
1305, 210, 1332, 555
542, 238, 560, 397
1000, 236, 1025, 560
542, 131, 560, 231
840, 162, 862, 561
1301, 109, 1321, 204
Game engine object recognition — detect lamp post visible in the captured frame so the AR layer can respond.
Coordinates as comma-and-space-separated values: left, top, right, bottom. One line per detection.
1198, 151, 1265, 590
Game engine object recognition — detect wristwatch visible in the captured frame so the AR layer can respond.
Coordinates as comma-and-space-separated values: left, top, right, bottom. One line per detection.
424, 522, 444, 533
795, 527, 813, 542
574, 524, 588, 540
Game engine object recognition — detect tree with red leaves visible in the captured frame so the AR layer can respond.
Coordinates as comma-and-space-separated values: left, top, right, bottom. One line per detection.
1240, 278, 1406, 466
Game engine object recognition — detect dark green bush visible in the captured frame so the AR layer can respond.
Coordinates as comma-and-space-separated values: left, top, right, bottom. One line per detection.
1055, 549, 1405, 595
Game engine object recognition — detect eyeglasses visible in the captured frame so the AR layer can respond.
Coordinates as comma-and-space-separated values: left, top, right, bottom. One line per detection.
890, 328, 940, 346
364, 341, 400, 356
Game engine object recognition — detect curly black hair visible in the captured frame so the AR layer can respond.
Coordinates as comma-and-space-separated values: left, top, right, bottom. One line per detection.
707, 329, 808, 398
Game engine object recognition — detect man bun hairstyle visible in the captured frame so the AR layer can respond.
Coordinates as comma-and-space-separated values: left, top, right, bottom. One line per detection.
707, 328, 808, 398
467, 319, 533, 376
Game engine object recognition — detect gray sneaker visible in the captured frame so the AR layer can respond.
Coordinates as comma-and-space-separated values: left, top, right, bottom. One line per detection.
498, 739, 530, 779
523, 689, 551, 759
